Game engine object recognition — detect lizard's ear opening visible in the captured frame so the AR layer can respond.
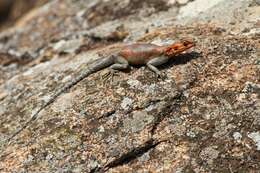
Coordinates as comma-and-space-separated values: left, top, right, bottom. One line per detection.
183, 40, 189, 46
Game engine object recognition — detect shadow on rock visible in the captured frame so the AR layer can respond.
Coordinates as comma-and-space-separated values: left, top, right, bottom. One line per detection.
161, 51, 201, 69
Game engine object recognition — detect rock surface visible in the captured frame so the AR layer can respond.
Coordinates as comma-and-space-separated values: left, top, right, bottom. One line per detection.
0, 0, 259, 172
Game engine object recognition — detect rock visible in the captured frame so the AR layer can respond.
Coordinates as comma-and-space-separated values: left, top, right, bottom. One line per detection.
255, 0, 260, 5
177, 0, 189, 5
123, 111, 154, 133
200, 146, 220, 165
168, 0, 176, 5
120, 97, 133, 110
248, 132, 260, 151
52, 39, 82, 54
233, 132, 242, 142
0, 0, 259, 172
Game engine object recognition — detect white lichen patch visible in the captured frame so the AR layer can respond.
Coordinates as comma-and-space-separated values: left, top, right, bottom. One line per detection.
62, 75, 72, 83
127, 79, 142, 89
52, 91, 78, 112
233, 132, 242, 142
120, 97, 133, 110
200, 146, 219, 165
123, 111, 154, 133
52, 39, 82, 54
248, 131, 260, 150
144, 84, 158, 95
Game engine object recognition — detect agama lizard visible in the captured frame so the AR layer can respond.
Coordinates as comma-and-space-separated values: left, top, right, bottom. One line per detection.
6, 40, 194, 142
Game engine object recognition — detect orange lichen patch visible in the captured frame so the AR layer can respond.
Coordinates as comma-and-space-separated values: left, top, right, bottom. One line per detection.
0, 145, 31, 171
210, 64, 257, 91
232, 64, 258, 84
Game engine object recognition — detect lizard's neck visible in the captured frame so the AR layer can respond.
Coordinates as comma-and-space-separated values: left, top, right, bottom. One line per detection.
154, 45, 168, 55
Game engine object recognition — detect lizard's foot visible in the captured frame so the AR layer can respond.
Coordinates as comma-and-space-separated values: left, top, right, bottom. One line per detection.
155, 71, 167, 80
101, 69, 119, 85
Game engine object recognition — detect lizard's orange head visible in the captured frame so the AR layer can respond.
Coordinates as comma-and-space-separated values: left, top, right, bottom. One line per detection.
164, 40, 194, 56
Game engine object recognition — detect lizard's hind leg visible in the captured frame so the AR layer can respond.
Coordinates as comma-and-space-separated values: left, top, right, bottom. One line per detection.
110, 56, 129, 70
102, 56, 129, 85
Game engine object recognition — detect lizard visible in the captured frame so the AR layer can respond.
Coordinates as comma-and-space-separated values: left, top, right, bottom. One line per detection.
5, 39, 194, 143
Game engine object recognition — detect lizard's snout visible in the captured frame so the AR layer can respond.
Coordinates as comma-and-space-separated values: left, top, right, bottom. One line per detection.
164, 40, 194, 56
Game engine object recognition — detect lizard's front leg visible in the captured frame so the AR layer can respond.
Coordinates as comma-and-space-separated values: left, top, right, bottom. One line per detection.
146, 56, 169, 77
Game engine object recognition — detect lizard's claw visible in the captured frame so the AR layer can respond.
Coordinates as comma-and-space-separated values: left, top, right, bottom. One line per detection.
156, 71, 167, 80
101, 69, 119, 85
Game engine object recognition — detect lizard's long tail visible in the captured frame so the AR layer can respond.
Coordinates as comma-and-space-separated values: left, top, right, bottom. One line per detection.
5, 56, 114, 143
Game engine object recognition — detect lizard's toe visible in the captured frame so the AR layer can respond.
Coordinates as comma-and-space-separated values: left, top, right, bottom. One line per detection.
156, 71, 167, 79
101, 69, 119, 86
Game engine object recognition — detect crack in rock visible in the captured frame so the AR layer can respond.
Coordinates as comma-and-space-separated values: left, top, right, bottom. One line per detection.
151, 91, 183, 135
99, 139, 162, 172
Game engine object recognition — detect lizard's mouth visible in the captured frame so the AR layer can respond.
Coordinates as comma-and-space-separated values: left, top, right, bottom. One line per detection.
164, 40, 194, 56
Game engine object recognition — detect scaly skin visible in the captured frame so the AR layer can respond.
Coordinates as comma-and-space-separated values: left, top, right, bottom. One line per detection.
111, 40, 194, 76
5, 40, 194, 143
120, 40, 193, 65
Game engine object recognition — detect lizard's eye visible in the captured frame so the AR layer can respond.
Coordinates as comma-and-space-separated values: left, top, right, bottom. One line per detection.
183, 41, 188, 46
183, 40, 192, 46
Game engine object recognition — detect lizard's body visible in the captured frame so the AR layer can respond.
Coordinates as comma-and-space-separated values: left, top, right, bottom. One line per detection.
6, 40, 194, 142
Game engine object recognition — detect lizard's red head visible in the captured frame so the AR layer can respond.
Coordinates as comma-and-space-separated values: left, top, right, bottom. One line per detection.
164, 40, 194, 56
